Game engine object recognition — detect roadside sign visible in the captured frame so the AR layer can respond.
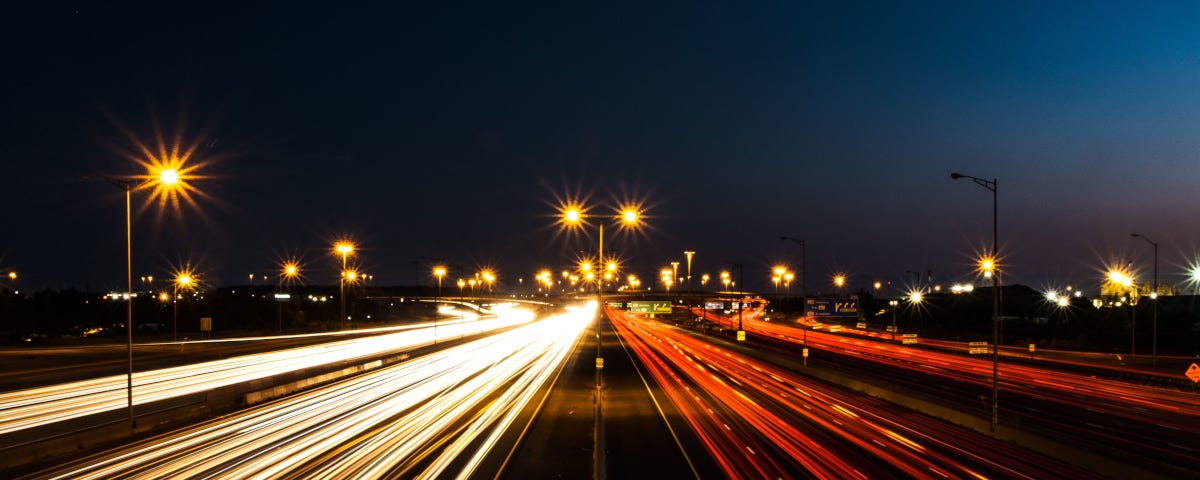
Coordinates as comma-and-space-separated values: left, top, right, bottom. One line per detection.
737, 330, 746, 342
856, 322, 866, 329
829, 325, 843, 333
885, 325, 895, 333
606, 301, 625, 308
705, 301, 724, 310
802, 348, 809, 358
274, 293, 291, 301
902, 333, 918, 345
1187, 363, 1200, 383
596, 357, 604, 369
199, 317, 212, 332
968, 341, 988, 354
630, 301, 671, 314
805, 298, 858, 317
1029, 343, 1035, 352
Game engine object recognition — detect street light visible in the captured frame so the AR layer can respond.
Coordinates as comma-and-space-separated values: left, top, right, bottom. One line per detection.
333, 241, 355, 326
279, 261, 299, 333
670, 261, 680, 293
684, 251, 695, 293
780, 236, 807, 298
457, 278, 466, 298
433, 266, 447, 299
92, 155, 197, 427
173, 271, 194, 342
731, 263, 744, 341
888, 299, 899, 342
833, 274, 846, 291
559, 202, 642, 300
1131, 233, 1158, 366
480, 269, 496, 294
951, 171, 1000, 432
773, 266, 787, 294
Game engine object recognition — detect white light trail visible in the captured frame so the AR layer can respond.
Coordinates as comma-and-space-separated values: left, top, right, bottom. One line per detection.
0, 304, 533, 436
32, 302, 594, 479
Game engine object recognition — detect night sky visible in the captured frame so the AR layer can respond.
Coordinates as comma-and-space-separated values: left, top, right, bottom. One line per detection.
4, 2, 1200, 294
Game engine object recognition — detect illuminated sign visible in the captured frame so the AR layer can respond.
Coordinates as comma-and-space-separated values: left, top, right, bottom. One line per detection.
805, 298, 857, 317
629, 301, 672, 314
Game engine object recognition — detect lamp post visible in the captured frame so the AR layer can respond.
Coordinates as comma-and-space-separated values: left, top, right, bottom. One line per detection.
334, 241, 354, 327
1131, 233, 1158, 366
279, 262, 299, 333
433, 266, 447, 344
433, 266, 447, 300
951, 171, 1000, 433
173, 272, 193, 342
684, 250, 695, 293
773, 266, 786, 295
481, 269, 496, 295
94, 161, 191, 427
559, 202, 643, 480
730, 263, 744, 341
889, 299, 899, 342
780, 236, 807, 298
670, 261, 680, 295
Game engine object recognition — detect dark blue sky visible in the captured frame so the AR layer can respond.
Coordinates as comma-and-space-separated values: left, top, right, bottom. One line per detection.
4, 2, 1200, 294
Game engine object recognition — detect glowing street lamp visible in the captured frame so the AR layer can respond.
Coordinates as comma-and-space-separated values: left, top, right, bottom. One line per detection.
278, 261, 300, 333
559, 202, 642, 301
93, 152, 201, 426
480, 269, 496, 294
670, 261, 680, 292
433, 266, 447, 300
951, 171, 1000, 432
833, 274, 846, 290
457, 278, 466, 298
721, 271, 731, 291
888, 299, 900, 342
333, 241, 355, 326
173, 271, 195, 342
701, 273, 710, 289
684, 250, 695, 292
773, 266, 786, 294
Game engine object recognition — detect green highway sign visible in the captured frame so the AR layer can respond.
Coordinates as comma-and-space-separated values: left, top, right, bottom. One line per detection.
629, 301, 672, 314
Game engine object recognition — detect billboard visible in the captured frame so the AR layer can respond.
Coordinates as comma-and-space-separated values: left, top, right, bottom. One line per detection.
629, 301, 672, 314
704, 302, 724, 310
805, 298, 858, 317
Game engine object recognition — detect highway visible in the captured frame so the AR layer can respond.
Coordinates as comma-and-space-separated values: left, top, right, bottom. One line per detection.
695, 305, 1200, 476
20, 303, 593, 479
0, 303, 527, 437
611, 306, 1101, 479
